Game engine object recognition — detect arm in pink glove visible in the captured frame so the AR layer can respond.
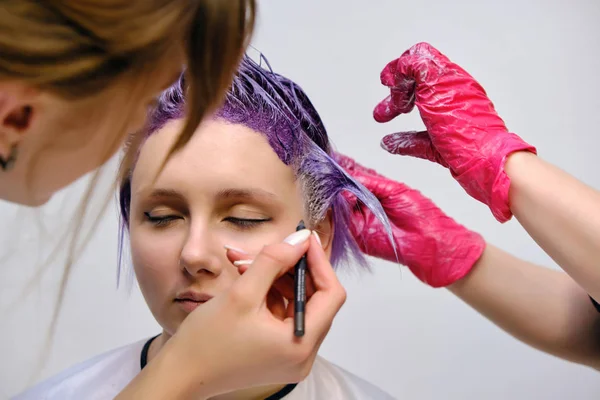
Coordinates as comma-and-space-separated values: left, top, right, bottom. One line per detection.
374, 42, 600, 303
339, 153, 600, 369
336, 153, 485, 288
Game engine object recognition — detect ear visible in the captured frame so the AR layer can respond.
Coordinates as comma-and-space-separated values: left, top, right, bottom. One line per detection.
0, 83, 37, 160
313, 209, 334, 253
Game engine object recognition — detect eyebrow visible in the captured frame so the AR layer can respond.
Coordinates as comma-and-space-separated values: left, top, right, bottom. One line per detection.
145, 188, 186, 201
216, 188, 278, 202
141, 188, 277, 202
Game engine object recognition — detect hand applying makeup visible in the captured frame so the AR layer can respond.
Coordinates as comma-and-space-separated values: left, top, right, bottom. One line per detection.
337, 153, 485, 288
373, 42, 537, 222
119, 230, 346, 399
226, 230, 321, 319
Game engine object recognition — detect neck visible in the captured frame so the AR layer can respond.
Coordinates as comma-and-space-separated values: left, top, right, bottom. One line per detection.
148, 332, 287, 400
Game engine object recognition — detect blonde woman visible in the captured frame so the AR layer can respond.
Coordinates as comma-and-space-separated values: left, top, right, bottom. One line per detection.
2, 2, 344, 399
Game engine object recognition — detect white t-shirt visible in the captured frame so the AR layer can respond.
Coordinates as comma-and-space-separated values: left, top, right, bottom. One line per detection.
13, 337, 396, 399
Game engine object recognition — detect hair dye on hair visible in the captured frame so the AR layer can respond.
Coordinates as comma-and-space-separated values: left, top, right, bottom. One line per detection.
117, 52, 395, 283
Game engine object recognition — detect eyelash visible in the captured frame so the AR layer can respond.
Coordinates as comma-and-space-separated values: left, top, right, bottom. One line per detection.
143, 213, 270, 230
223, 217, 271, 230
144, 212, 181, 228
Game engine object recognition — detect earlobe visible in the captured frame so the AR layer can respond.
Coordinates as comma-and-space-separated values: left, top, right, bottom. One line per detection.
0, 106, 31, 171
0, 85, 36, 169
0, 144, 18, 171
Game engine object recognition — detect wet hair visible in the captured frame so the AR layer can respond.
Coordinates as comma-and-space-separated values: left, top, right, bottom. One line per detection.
117, 52, 393, 280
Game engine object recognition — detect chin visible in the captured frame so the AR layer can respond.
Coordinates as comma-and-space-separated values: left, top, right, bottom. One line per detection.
0, 190, 52, 207
24, 192, 53, 207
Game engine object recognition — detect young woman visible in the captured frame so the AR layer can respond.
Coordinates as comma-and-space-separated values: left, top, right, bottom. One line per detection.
14, 53, 396, 399
2, 3, 345, 398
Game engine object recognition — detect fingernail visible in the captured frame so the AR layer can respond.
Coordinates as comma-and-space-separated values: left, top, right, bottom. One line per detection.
233, 259, 253, 267
224, 245, 248, 254
312, 231, 323, 248
283, 229, 311, 246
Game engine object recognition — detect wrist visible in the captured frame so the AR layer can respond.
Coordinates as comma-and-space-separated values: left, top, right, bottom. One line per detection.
447, 243, 490, 293
161, 335, 215, 399
126, 336, 213, 400
484, 149, 536, 223
504, 150, 538, 196
505, 150, 536, 179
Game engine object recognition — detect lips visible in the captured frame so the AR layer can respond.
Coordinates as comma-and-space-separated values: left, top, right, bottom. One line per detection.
174, 291, 213, 313
175, 291, 213, 302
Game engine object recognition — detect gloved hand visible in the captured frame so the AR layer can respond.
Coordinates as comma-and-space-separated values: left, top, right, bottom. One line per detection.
337, 153, 485, 288
373, 42, 537, 223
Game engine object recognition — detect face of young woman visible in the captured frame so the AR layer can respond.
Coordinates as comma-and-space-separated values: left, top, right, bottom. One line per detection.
128, 119, 308, 335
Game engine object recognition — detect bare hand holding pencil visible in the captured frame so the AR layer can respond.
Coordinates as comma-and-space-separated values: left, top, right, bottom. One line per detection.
226, 227, 328, 337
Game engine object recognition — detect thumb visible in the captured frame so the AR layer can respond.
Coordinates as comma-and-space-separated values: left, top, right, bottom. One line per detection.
232, 236, 311, 306
381, 131, 448, 167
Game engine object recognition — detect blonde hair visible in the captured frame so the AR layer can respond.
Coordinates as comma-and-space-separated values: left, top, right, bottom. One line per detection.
0, 0, 256, 373
0, 0, 256, 151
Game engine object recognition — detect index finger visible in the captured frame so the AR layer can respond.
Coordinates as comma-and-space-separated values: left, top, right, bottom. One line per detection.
303, 234, 346, 338
232, 233, 310, 306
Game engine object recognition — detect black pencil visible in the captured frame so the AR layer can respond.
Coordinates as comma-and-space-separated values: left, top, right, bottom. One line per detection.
294, 220, 307, 337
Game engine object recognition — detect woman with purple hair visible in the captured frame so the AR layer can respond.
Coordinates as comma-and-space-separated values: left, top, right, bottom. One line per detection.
15, 54, 397, 399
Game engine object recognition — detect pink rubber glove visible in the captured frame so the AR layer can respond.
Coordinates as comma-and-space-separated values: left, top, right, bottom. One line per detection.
373, 42, 537, 223
337, 153, 485, 288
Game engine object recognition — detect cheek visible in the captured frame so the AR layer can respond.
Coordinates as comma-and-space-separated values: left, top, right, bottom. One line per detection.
222, 222, 304, 254
36, 114, 128, 190
72, 96, 141, 165
129, 102, 153, 134
130, 228, 182, 302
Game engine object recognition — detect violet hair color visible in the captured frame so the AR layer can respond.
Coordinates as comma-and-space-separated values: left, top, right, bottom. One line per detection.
117, 53, 394, 285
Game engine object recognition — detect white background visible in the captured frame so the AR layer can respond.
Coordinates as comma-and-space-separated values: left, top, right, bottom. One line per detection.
2, 1, 600, 398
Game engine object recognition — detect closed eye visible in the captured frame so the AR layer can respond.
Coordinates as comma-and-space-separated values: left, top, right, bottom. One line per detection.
144, 212, 182, 228
223, 217, 271, 230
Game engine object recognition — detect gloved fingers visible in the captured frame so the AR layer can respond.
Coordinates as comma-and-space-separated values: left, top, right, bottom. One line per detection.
380, 131, 448, 168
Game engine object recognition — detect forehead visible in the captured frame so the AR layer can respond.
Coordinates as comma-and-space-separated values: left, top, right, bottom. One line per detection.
131, 119, 297, 196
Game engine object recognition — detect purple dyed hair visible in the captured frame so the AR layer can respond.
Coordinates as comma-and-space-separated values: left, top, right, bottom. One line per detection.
117, 53, 393, 283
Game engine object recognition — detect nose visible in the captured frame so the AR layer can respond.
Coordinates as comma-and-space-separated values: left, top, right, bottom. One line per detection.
179, 224, 223, 278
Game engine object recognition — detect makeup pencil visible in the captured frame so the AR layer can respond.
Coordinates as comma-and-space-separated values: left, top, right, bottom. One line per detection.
294, 220, 307, 337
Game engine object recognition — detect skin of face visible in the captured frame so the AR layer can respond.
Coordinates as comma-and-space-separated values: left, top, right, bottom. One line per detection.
0, 45, 183, 206
129, 118, 332, 399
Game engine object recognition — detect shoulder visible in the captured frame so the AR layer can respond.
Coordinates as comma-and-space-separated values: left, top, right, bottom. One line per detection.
12, 338, 148, 400
290, 356, 397, 399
